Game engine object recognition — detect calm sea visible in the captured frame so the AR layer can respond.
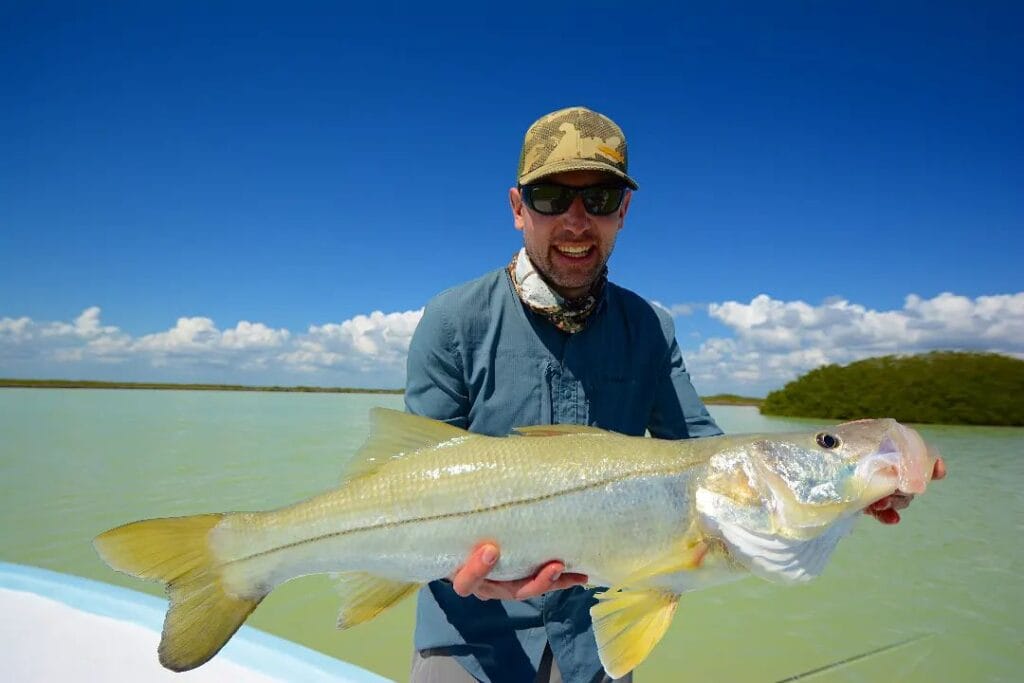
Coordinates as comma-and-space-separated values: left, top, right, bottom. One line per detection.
1, 389, 1021, 682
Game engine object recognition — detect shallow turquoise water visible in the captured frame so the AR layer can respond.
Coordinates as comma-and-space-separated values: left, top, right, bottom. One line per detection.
1, 389, 1021, 682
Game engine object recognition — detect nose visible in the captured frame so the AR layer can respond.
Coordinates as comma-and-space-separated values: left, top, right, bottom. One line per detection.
560, 195, 591, 232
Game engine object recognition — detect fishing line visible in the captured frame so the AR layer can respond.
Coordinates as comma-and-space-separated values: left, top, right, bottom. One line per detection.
773, 633, 935, 682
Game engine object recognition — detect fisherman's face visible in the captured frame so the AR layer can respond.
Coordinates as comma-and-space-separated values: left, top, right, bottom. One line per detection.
510, 170, 631, 300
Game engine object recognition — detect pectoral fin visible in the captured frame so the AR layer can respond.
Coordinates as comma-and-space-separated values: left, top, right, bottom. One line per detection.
333, 572, 419, 629
697, 487, 856, 584
590, 588, 679, 679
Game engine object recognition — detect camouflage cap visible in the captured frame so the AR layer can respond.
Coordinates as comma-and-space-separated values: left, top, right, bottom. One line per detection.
517, 106, 638, 190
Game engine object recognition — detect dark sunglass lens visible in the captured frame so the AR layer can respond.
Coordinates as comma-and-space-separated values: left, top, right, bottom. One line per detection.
581, 187, 624, 215
527, 185, 573, 214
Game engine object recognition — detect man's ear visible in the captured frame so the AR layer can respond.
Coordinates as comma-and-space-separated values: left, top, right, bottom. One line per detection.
617, 190, 632, 230
510, 187, 526, 232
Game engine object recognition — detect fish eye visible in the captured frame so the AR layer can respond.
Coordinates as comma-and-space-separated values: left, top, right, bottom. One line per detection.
816, 432, 841, 449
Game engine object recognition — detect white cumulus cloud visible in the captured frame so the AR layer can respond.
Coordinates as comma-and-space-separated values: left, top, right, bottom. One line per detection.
0, 316, 33, 342
221, 321, 291, 350
135, 317, 221, 354
3, 293, 1020, 394
682, 291, 1024, 394
0, 306, 422, 386
282, 310, 422, 373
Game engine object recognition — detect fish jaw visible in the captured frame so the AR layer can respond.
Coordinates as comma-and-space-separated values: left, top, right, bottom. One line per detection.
853, 422, 937, 500
698, 420, 940, 543
697, 440, 856, 543
694, 419, 939, 583
773, 420, 938, 527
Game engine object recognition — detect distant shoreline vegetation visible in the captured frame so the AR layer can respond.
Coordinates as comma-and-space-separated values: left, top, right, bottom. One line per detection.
0, 379, 763, 406
0, 379, 404, 394
761, 351, 1024, 426
700, 394, 764, 407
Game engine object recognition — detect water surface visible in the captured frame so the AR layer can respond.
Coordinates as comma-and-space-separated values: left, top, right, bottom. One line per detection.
1, 389, 1020, 681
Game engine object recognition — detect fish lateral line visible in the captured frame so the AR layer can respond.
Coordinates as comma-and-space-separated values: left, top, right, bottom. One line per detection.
223, 462, 694, 566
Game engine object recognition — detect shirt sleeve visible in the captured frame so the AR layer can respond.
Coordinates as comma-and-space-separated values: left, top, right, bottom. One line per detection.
647, 315, 723, 440
404, 297, 471, 428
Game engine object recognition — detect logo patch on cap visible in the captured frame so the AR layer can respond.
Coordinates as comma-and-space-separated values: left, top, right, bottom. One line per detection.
544, 123, 623, 167
597, 144, 625, 163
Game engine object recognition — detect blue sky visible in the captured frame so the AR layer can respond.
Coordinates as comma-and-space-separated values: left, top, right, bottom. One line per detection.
1, 2, 1021, 394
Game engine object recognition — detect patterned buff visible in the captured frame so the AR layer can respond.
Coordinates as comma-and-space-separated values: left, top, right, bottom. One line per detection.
507, 248, 606, 334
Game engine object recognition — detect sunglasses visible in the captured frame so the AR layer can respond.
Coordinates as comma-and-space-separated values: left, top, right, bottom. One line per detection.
520, 183, 627, 216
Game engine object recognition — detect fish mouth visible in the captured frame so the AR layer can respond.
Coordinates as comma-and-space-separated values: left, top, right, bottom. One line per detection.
853, 439, 902, 502
854, 423, 937, 502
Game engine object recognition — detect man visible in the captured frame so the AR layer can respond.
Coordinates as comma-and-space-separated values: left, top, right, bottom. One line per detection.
404, 107, 944, 683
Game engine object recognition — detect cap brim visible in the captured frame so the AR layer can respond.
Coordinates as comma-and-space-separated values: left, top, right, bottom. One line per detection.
519, 159, 638, 190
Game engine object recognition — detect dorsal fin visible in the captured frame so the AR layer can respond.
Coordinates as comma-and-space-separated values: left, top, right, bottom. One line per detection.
514, 424, 611, 437
342, 408, 468, 482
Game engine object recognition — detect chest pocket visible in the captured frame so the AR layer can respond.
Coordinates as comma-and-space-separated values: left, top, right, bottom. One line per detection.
583, 374, 646, 433
470, 352, 551, 430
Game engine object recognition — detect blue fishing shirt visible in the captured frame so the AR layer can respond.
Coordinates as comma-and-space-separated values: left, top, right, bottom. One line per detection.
404, 267, 722, 683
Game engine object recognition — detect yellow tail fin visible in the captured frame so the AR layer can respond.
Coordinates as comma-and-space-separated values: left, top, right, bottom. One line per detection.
93, 514, 265, 671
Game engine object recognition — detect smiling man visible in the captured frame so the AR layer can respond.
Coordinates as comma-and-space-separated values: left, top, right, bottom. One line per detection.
403, 107, 943, 683
404, 106, 722, 683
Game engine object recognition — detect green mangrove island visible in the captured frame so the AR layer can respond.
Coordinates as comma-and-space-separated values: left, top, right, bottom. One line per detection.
761, 351, 1024, 426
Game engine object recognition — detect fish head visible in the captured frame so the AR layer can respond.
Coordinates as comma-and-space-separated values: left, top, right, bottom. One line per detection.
827, 418, 938, 498
695, 419, 939, 583
700, 419, 940, 541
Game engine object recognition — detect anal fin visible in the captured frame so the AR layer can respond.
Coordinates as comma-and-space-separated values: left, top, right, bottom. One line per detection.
333, 572, 419, 629
587, 534, 705, 678
591, 588, 679, 679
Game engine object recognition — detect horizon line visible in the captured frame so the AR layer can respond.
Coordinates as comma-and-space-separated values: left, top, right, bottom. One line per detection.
0, 378, 765, 404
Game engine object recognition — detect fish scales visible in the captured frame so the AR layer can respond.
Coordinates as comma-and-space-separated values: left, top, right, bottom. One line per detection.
216, 431, 704, 590
93, 409, 940, 678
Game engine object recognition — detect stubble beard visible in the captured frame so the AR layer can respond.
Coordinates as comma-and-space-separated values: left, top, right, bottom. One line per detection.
524, 240, 612, 299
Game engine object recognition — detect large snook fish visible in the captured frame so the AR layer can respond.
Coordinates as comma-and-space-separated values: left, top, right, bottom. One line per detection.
94, 409, 939, 678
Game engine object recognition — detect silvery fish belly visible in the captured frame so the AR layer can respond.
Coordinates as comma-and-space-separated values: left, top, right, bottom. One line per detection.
93, 409, 940, 679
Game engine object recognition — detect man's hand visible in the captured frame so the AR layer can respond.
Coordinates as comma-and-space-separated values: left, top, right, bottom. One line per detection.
865, 457, 947, 524
449, 543, 588, 601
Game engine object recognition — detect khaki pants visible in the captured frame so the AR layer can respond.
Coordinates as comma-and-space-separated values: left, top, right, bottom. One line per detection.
410, 645, 631, 683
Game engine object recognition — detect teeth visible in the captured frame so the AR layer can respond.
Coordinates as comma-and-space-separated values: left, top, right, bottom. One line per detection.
556, 245, 591, 256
